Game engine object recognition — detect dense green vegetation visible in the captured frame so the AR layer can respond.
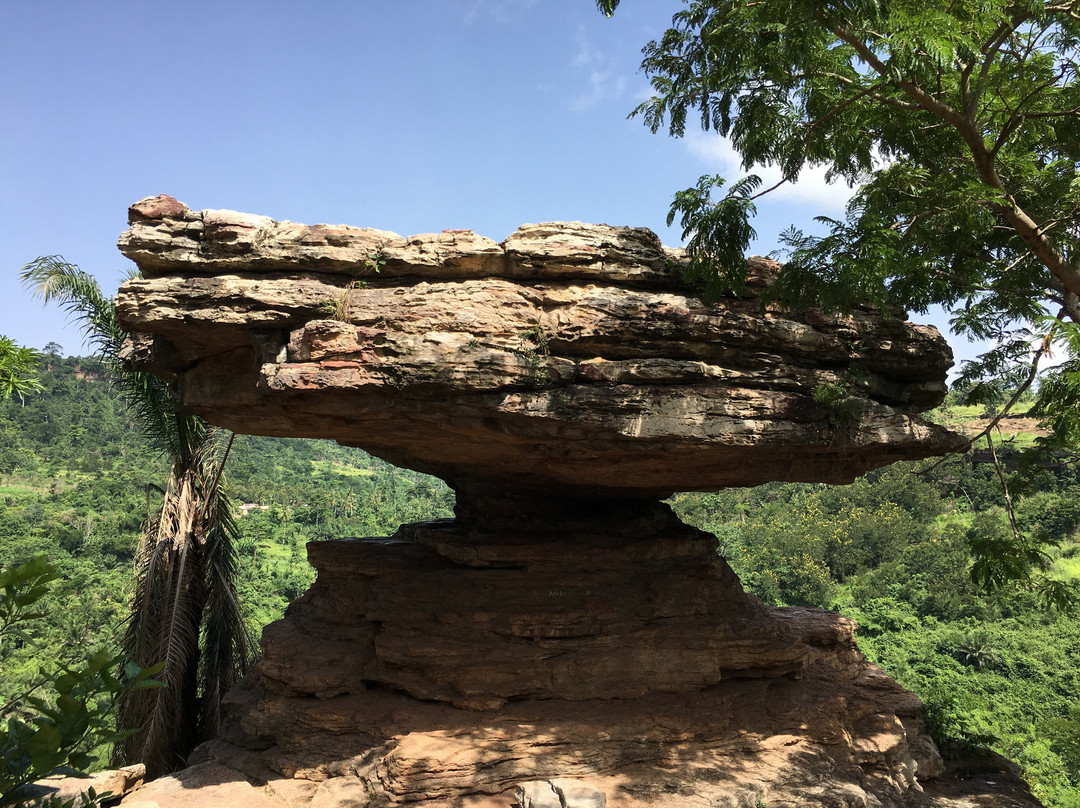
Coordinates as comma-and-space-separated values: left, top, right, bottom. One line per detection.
1, 356, 1076, 804
0, 354, 453, 777
598, 0, 1080, 468
1, 556, 162, 807
672, 455, 1080, 807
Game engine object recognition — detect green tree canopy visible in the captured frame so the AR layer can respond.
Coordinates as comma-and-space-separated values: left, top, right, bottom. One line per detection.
599, 0, 1080, 454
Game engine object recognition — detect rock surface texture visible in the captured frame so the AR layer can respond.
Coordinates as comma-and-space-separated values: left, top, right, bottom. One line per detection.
114, 198, 1038, 807
115, 196, 966, 501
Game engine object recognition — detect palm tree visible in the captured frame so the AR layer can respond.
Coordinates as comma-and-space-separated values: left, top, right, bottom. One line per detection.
21, 256, 253, 778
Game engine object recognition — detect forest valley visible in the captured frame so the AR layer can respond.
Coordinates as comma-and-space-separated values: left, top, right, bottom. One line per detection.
0, 354, 1077, 806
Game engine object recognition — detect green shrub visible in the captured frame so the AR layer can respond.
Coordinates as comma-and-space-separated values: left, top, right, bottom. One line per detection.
0, 557, 161, 807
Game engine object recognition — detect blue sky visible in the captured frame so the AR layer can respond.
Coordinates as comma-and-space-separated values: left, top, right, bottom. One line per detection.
1, 1, 972, 365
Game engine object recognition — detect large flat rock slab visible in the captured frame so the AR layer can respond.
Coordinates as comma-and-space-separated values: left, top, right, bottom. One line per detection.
119, 762, 287, 807
115, 197, 965, 500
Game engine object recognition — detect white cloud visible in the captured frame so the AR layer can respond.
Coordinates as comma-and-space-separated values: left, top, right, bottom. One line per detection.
684, 131, 855, 213
572, 27, 602, 68
569, 24, 627, 110
573, 70, 628, 111
462, 0, 538, 26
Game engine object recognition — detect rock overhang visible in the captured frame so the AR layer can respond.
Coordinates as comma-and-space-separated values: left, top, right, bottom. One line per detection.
108, 199, 1045, 808
114, 195, 967, 500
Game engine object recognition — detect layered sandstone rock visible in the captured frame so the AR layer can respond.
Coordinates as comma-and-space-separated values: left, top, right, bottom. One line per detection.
256, 507, 850, 711
124, 515, 1038, 808
112, 198, 1037, 808
115, 196, 965, 501
198, 509, 945, 807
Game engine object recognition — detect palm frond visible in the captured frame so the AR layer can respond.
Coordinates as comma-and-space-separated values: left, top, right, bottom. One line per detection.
115, 457, 205, 776
199, 499, 253, 736
191, 431, 252, 736
114, 429, 251, 776
120, 370, 194, 461
20, 257, 125, 361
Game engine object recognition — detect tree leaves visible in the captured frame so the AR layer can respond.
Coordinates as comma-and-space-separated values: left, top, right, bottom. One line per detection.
666, 174, 759, 300
610, 0, 1080, 458
0, 558, 163, 806
0, 556, 61, 655
594, 0, 619, 18
0, 337, 42, 403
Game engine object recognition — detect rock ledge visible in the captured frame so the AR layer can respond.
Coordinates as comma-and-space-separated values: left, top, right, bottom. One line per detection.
115, 196, 966, 501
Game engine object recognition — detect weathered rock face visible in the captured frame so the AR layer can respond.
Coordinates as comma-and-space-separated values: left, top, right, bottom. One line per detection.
127, 513, 1039, 808
203, 507, 945, 807
112, 198, 1038, 808
115, 196, 965, 503
256, 506, 849, 711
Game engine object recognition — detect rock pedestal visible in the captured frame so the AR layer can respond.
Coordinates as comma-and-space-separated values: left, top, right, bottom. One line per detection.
199, 506, 947, 807
259, 507, 786, 711
113, 198, 1038, 807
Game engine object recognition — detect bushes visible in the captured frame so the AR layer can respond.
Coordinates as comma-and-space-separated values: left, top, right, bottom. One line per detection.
0, 557, 161, 807
672, 458, 1080, 806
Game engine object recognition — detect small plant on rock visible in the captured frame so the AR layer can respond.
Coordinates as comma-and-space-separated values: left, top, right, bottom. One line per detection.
320, 248, 386, 322
323, 280, 367, 322
813, 381, 862, 445
515, 326, 550, 370
364, 248, 387, 276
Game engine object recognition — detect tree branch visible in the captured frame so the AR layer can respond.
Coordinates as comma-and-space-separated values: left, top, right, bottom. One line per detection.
821, 71, 923, 111
918, 340, 1047, 475
986, 428, 1021, 538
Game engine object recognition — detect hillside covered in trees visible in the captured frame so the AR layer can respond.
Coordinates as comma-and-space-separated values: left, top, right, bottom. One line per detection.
1, 356, 1077, 805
